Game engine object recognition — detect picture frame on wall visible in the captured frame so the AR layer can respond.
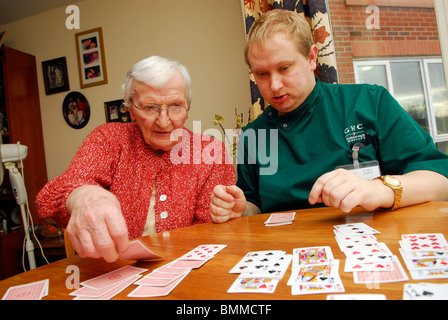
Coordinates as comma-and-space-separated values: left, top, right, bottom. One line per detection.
104, 99, 133, 123
41, 57, 70, 95
75, 27, 108, 88
62, 91, 90, 129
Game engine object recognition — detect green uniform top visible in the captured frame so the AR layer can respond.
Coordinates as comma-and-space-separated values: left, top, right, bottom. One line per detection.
237, 78, 448, 213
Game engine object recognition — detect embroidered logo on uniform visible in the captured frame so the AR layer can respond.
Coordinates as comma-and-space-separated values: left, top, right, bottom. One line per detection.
344, 123, 365, 144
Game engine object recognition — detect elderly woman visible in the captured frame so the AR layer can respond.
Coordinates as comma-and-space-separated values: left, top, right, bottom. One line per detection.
36, 56, 235, 262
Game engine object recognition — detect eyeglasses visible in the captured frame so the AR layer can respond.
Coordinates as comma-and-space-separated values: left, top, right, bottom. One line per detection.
131, 99, 188, 119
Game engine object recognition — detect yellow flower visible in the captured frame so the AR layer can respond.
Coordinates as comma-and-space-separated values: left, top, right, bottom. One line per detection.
213, 114, 225, 126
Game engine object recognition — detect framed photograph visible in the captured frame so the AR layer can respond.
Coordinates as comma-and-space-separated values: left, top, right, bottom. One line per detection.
62, 91, 90, 129
104, 99, 133, 123
41, 57, 70, 95
75, 27, 108, 88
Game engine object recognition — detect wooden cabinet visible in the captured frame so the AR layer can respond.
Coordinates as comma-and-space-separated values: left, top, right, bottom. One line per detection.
0, 46, 48, 279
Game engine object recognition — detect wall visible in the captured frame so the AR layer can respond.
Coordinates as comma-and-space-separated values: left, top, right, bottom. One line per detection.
0, 0, 251, 180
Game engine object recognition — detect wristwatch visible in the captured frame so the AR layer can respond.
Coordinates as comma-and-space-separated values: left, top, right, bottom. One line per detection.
377, 175, 403, 210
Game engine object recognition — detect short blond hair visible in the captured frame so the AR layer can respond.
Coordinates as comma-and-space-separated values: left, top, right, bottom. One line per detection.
244, 9, 315, 67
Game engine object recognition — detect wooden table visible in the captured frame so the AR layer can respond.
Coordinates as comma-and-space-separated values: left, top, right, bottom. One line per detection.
1, 201, 448, 301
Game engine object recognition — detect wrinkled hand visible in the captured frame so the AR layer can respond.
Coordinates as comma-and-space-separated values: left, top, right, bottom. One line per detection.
309, 169, 392, 213
210, 185, 246, 223
65, 185, 129, 262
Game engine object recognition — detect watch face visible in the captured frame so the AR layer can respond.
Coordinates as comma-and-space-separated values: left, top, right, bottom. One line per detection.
384, 175, 400, 187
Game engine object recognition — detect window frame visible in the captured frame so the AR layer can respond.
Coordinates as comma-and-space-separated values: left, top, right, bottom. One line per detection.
353, 57, 448, 145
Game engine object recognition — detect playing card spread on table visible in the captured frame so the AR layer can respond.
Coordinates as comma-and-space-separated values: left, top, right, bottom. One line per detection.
2, 279, 49, 300
228, 250, 291, 294
333, 223, 410, 285
119, 239, 162, 261
264, 212, 296, 226
398, 233, 448, 280
227, 277, 279, 294
124, 244, 225, 298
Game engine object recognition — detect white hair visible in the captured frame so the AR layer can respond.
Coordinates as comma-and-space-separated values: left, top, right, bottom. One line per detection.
122, 56, 193, 106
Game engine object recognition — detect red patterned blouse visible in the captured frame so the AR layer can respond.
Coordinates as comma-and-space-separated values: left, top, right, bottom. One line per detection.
36, 122, 235, 238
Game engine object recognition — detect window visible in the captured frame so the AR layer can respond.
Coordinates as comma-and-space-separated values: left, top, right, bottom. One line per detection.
354, 58, 448, 154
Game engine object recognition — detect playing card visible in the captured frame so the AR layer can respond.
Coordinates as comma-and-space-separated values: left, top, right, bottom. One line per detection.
347, 254, 395, 264
403, 283, 448, 300
178, 244, 227, 260
292, 247, 334, 267
333, 222, 380, 237
287, 260, 340, 286
80, 265, 147, 290
127, 271, 189, 298
239, 254, 292, 279
342, 242, 392, 258
344, 258, 394, 272
229, 250, 286, 274
264, 212, 295, 226
327, 294, 387, 300
119, 239, 162, 261
401, 233, 448, 251
407, 267, 448, 280
227, 277, 279, 294
399, 246, 448, 260
353, 258, 408, 284
167, 259, 208, 269
72, 274, 141, 300
334, 233, 378, 250
291, 282, 345, 295
134, 270, 190, 287
2, 279, 49, 300
400, 252, 448, 271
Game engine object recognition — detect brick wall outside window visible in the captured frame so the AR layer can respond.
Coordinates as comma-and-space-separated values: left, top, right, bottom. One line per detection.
328, 0, 441, 83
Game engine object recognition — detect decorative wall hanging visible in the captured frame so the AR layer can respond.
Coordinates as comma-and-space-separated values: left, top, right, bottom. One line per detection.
75, 27, 108, 88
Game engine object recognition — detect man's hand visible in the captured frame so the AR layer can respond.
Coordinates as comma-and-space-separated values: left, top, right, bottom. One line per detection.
65, 185, 129, 262
309, 169, 393, 213
210, 185, 247, 223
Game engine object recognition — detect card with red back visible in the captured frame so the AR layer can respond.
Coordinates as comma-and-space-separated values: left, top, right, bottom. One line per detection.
2, 279, 49, 300
127, 271, 189, 298
80, 265, 147, 290
353, 258, 409, 283
72, 274, 141, 300
119, 239, 162, 261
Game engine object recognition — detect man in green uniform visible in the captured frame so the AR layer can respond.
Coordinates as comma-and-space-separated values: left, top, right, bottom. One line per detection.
210, 9, 448, 223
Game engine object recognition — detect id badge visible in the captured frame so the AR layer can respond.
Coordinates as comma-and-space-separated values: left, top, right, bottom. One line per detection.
336, 160, 381, 181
